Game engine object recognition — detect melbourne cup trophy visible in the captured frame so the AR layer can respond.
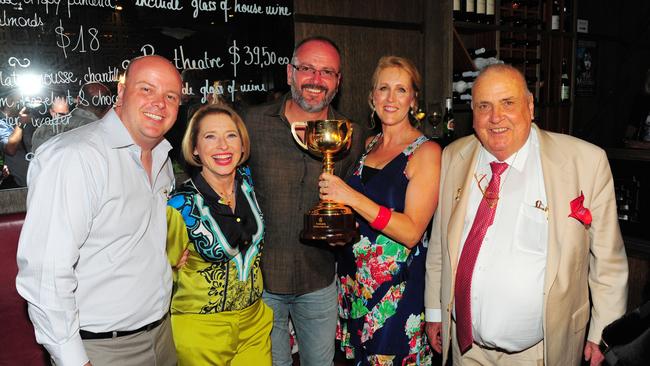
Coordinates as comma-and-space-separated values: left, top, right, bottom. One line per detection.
291, 119, 359, 244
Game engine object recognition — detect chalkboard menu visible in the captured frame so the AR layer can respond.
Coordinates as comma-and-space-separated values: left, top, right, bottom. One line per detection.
0, 0, 294, 189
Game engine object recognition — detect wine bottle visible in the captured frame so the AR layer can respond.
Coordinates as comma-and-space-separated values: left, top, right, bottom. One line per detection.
563, 0, 572, 32
458, 70, 479, 83
467, 47, 487, 58
453, 0, 462, 21
453, 80, 474, 94
474, 56, 501, 70
485, 0, 495, 24
442, 97, 456, 144
464, 0, 476, 23
476, 0, 486, 23
561, 58, 570, 101
551, 0, 560, 30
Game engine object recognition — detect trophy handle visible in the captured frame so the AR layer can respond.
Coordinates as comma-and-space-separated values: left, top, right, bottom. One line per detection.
343, 125, 353, 150
290, 121, 308, 150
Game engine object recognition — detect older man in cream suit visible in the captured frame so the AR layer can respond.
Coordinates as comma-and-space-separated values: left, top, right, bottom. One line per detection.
424, 64, 628, 366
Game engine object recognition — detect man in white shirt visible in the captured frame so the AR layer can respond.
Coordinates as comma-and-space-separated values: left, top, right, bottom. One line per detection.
424, 64, 628, 366
16, 55, 182, 366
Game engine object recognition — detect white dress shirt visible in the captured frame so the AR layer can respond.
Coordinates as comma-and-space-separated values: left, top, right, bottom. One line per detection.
16, 109, 174, 366
461, 128, 548, 351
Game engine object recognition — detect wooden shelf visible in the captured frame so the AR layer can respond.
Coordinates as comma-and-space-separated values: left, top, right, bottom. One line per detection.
607, 148, 650, 162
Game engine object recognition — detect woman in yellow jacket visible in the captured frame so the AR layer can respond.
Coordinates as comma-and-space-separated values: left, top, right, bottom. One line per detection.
166, 103, 271, 365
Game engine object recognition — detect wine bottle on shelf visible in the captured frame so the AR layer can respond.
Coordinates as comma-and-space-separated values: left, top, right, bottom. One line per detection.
561, 58, 570, 101
476, 48, 497, 58
464, 0, 476, 22
442, 97, 456, 145
551, 0, 560, 30
476, 0, 486, 23
461, 70, 480, 80
453, 0, 462, 21
453, 80, 474, 94
563, 0, 572, 32
467, 47, 487, 58
474, 56, 501, 70
452, 92, 473, 104
486, 0, 495, 24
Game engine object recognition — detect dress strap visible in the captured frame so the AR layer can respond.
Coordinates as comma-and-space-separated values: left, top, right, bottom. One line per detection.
353, 133, 383, 177
403, 135, 429, 157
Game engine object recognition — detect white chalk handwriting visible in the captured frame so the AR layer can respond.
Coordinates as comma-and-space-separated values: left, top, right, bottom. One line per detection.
0, 10, 44, 27
135, 0, 182, 11
55, 20, 101, 59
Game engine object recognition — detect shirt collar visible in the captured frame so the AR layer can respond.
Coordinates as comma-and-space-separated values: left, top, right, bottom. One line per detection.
192, 170, 242, 204
101, 108, 172, 153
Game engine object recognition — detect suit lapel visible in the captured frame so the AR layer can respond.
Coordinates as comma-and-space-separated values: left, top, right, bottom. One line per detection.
447, 139, 481, 271
537, 125, 573, 295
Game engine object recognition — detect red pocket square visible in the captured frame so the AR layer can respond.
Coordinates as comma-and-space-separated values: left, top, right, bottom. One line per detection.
568, 191, 592, 226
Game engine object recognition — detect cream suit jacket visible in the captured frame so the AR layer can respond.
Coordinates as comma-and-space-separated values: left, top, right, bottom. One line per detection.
425, 125, 628, 366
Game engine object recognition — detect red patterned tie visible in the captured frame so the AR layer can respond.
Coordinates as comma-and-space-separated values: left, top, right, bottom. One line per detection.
454, 161, 509, 353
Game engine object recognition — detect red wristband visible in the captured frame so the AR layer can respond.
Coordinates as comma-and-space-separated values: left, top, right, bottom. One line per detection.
370, 206, 391, 231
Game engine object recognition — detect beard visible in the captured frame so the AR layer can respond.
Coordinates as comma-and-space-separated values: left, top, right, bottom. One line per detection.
290, 77, 337, 113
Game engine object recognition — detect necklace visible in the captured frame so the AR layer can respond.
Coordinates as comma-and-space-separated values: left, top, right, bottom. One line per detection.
216, 187, 235, 206
199, 172, 236, 207
473, 151, 518, 208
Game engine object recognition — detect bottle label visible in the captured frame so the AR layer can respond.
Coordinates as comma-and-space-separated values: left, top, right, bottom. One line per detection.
453, 0, 460, 11
552, 15, 560, 30
477, 0, 486, 14
486, 0, 495, 15
466, 1, 475, 12
561, 85, 570, 100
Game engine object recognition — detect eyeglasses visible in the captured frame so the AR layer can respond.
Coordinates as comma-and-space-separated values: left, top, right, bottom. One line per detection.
291, 64, 340, 79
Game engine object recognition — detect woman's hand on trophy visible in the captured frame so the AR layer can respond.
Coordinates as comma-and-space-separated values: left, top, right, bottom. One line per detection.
319, 172, 357, 206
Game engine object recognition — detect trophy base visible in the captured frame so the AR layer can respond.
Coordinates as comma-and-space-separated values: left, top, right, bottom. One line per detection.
300, 204, 359, 244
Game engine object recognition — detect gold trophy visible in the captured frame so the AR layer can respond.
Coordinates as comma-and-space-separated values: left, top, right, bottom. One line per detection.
290, 120, 359, 244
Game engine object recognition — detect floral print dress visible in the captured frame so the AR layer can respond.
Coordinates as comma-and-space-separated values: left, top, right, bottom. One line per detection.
337, 134, 432, 366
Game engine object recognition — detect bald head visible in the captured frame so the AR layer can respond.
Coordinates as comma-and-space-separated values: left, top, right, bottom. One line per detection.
470, 63, 535, 161
116, 55, 183, 150
473, 64, 531, 100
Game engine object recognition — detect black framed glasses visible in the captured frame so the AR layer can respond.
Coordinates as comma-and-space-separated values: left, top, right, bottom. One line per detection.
291, 64, 340, 79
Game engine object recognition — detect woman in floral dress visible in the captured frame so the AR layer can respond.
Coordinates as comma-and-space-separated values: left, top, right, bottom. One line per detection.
319, 56, 442, 365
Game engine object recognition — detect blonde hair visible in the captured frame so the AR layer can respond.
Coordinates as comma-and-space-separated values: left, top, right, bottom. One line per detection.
181, 103, 251, 167
368, 55, 422, 111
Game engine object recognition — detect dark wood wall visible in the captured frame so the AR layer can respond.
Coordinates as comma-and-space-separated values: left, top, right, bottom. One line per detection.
293, 0, 446, 127
573, 0, 650, 147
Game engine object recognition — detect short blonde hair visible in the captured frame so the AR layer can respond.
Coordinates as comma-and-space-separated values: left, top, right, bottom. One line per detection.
181, 103, 251, 167
368, 56, 422, 111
